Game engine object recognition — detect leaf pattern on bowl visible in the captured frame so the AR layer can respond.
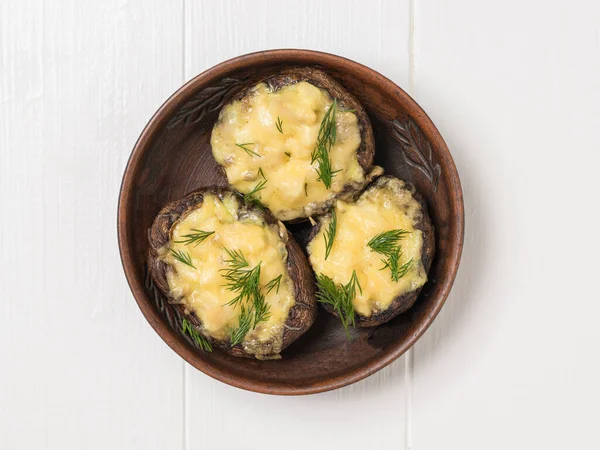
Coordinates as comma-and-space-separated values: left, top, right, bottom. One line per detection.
391, 119, 441, 192
167, 76, 249, 129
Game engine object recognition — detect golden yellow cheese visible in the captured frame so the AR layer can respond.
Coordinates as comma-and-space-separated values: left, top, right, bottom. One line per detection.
211, 81, 364, 221
158, 193, 295, 355
308, 178, 427, 317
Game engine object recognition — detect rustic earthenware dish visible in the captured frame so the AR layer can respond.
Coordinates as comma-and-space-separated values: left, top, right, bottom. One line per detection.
118, 49, 464, 395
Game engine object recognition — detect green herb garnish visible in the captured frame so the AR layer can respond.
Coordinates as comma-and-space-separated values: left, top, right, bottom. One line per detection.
221, 249, 281, 345
382, 253, 413, 281
229, 304, 254, 346
304, 183, 308, 197
244, 177, 267, 207
311, 99, 341, 189
222, 248, 248, 269
265, 274, 282, 294
174, 229, 214, 247
252, 292, 271, 327
276, 116, 283, 134
222, 263, 262, 308
170, 248, 196, 269
367, 229, 409, 254
367, 230, 413, 282
182, 318, 212, 352
236, 142, 261, 158
315, 270, 362, 339
228, 298, 272, 346
284, 152, 291, 158
323, 209, 337, 260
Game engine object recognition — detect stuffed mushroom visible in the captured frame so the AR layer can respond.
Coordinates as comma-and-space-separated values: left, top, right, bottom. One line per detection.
210, 67, 375, 222
307, 176, 434, 329
147, 187, 317, 359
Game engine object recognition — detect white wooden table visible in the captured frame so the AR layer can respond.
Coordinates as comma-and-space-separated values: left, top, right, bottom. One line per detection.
2, 1, 599, 448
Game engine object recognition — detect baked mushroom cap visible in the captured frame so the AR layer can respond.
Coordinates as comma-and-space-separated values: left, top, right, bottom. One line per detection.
147, 186, 316, 359
307, 176, 435, 327
210, 67, 375, 222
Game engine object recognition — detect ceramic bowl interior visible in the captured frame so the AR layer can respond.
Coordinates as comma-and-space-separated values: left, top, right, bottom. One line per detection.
118, 49, 464, 395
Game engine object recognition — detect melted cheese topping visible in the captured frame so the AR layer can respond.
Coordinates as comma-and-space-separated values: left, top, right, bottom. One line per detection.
308, 179, 427, 317
159, 193, 295, 355
211, 81, 364, 221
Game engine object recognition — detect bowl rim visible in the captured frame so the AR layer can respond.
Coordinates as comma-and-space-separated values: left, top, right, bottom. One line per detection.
117, 48, 464, 395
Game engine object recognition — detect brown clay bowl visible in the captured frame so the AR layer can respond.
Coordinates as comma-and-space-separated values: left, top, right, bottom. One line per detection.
117, 49, 464, 395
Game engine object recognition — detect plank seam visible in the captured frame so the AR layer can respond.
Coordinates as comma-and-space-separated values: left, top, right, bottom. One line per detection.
407, 4, 417, 449
182, 2, 188, 450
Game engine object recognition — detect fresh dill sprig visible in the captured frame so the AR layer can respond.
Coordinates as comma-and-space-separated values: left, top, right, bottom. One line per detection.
174, 229, 214, 247
367, 229, 410, 254
170, 248, 196, 269
182, 318, 212, 352
284, 151, 291, 158
323, 209, 337, 260
276, 116, 283, 134
316, 99, 338, 155
315, 270, 362, 339
265, 274, 282, 294
222, 248, 249, 269
382, 253, 414, 281
367, 229, 413, 282
222, 262, 262, 308
244, 178, 267, 207
258, 167, 267, 180
229, 304, 254, 346
236, 142, 261, 158
221, 248, 276, 345
304, 183, 308, 197
346, 270, 362, 304
252, 292, 271, 327
311, 99, 341, 189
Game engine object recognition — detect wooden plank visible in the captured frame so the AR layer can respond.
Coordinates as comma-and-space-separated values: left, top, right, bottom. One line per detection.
411, 1, 600, 449
186, 370, 407, 449
184, 1, 411, 449
184, 0, 410, 84
0, 1, 185, 448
